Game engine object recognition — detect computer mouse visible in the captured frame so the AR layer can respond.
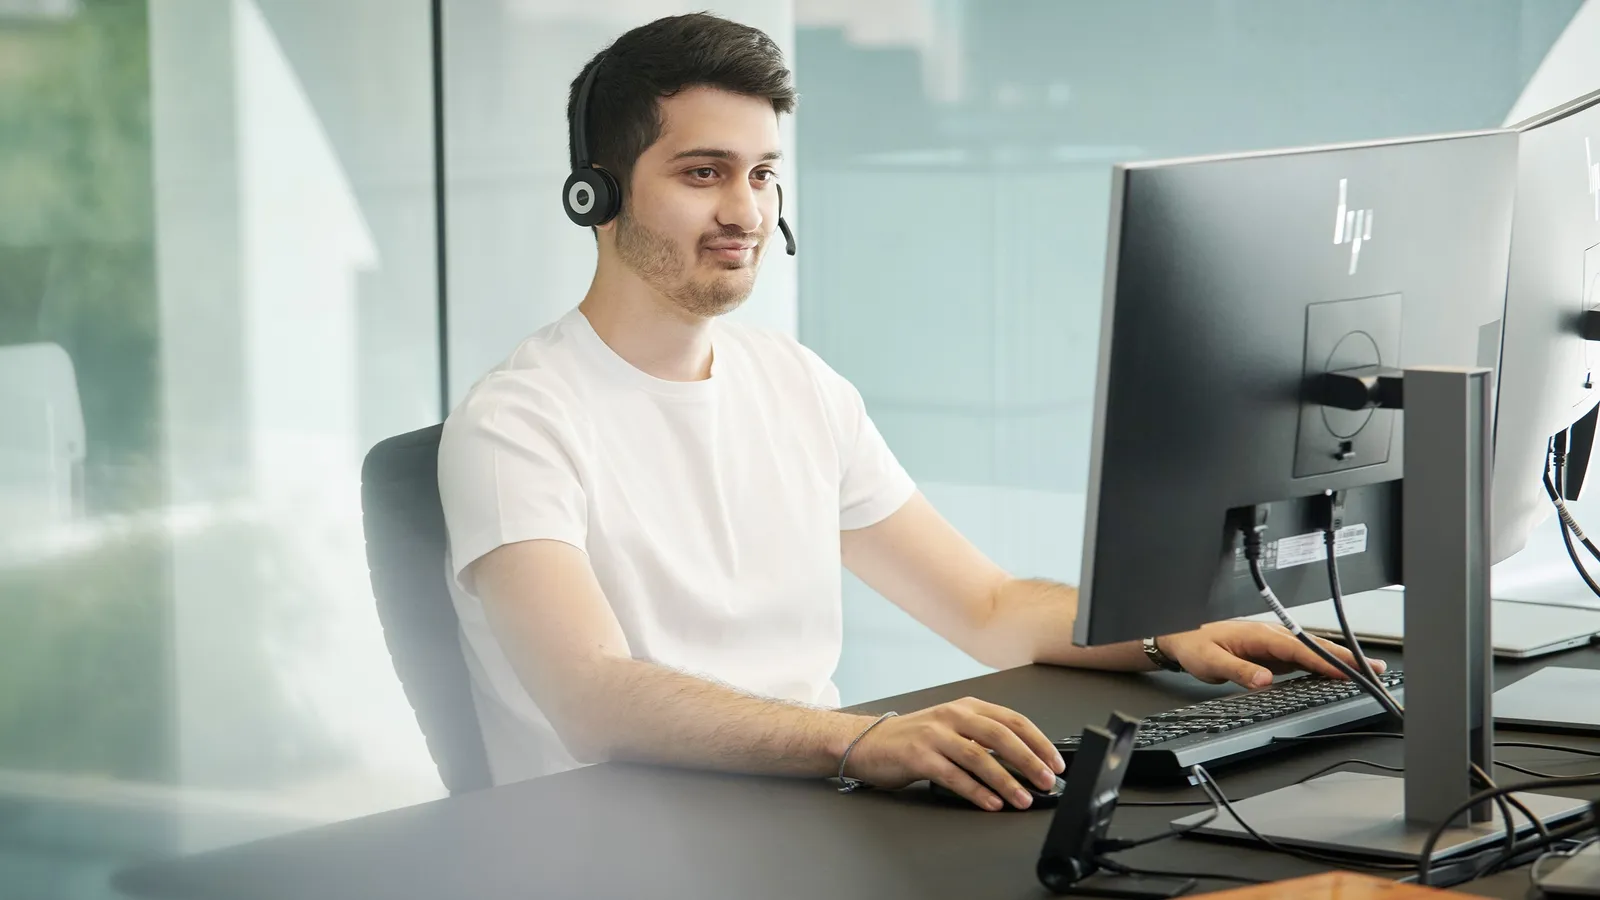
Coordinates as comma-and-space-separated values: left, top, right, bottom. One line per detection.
927, 753, 1066, 810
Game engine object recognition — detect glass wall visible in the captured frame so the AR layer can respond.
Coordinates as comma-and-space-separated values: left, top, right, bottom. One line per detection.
797, 0, 1595, 703
4, 1, 1600, 894
1, 1, 441, 894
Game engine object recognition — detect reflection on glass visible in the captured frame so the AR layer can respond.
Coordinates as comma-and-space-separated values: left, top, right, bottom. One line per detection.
1, 1, 440, 893
796, 1, 1588, 703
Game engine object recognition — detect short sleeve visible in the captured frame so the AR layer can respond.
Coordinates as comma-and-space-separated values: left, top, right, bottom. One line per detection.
437, 377, 589, 590
798, 347, 917, 531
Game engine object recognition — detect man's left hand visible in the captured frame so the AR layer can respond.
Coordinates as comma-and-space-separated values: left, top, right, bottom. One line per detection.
1156, 621, 1383, 689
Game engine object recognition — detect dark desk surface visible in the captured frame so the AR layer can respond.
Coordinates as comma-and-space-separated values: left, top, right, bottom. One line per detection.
115, 647, 1600, 900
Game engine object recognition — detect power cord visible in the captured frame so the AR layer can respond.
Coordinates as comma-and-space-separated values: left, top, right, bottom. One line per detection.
1242, 509, 1403, 719
1531, 836, 1600, 888
1188, 764, 1416, 872
1293, 758, 1403, 784
1545, 436, 1600, 599
1275, 733, 1600, 763
1318, 490, 1397, 711
1250, 511, 1528, 872
1417, 777, 1600, 885
1495, 760, 1600, 780
1089, 855, 1264, 887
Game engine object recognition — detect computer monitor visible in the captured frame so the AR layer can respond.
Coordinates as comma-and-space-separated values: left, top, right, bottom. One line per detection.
1491, 89, 1600, 563
1074, 129, 1519, 647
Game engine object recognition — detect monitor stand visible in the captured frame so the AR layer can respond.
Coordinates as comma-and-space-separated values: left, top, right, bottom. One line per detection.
1176, 367, 1588, 863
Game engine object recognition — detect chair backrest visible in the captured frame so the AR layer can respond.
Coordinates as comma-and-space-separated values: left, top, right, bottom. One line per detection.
360, 423, 493, 794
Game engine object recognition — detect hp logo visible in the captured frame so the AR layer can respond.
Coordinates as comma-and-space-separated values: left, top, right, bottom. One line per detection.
1588, 137, 1598, 222
569, 182, 595, 215
1333, 178, 1373, 275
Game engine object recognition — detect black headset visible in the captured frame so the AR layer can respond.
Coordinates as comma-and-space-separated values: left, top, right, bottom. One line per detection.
562, 55, 796, 256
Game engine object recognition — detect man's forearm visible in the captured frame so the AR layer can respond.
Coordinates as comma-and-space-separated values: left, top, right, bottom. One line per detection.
979, 578, 1155, 671
555, 658, 877, 777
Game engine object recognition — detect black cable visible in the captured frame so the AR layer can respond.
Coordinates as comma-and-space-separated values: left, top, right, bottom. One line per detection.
1531, 836, 1600, 887
1294, 757, 1404, 784
1407, 816, 1599, 886
1100, 766, 1224, 852
1495, 759, 1600, 780
1270, 731, 1402, 744
1551, 442, 1600, 565
1545, 447, 1600, 598
1322, 513, 1395, 711
1469, 762, 1538, 878
1190, 764, 1416, 872
1247, 557, 1405, 719
1417, 775, 1600, 885
1118, 799, 1224, 808
1496, 741, 1600, 760
1091, 855, 1265, 886
1275, 733, 1600, 763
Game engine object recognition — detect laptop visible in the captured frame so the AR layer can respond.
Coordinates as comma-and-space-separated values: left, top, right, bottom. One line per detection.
1239, 588, 1600, 659
1493, 667, 1600, 735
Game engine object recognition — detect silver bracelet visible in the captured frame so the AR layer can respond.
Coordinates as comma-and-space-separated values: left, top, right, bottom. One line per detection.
836, 711, 898, 793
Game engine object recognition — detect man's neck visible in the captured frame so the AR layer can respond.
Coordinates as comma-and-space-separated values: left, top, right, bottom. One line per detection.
578, 268, 715, 383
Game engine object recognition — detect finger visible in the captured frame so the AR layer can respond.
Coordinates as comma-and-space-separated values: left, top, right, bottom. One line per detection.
925, 755, 1004, 812
1277, 632, 1351, 680
1314, 634, 1388, 674
940, 735, 1033, 810
960, 699, 1065, 775
1189, 640, 1275, 689
955, 713, 1059, 791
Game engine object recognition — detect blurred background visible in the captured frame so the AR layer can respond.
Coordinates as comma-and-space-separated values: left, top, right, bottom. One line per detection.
1, 1, 1596, 895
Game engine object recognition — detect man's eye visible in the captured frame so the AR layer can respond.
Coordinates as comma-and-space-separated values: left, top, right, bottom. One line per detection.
753, 169, 777, 182
689, 167, 717, 180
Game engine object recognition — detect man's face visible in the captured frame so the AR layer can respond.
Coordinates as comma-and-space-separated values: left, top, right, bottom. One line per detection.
605, 86, 783, 318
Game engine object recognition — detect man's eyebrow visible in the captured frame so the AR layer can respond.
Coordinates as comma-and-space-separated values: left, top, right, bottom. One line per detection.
667, 148, 784, 162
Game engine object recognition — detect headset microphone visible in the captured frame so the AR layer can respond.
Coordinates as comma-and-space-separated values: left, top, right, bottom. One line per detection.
776, 182, 796, 256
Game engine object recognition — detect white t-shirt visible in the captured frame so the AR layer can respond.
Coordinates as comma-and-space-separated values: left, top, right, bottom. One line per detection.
438, 307, 916, 786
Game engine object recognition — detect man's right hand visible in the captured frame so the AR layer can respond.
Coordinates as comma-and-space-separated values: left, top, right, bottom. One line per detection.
840, 697, 1065, 811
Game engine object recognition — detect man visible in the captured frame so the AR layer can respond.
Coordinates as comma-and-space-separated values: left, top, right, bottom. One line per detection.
439, 12, 1375, 812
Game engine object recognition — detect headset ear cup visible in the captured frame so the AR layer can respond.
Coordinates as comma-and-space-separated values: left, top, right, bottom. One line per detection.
563, 167, 621, 227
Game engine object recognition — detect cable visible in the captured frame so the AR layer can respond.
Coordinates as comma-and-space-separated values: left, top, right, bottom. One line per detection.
1468, 762, 1538, 878
1319, 493, 1397, 712
1496, 741, 1600, 760
1409, 816, 1600, 886
1416, 775, 1600, 885
1118, 799, 1226, 808
1552, 438, 1600, 565
1189, 764, 1417, 872
1294, 757, 1404, 784
1247, 556, 1405, 719
1531, 836, 1599, 887
1101, 804, 1219, 851
1274, 732, 1600, 764
1270, 731, 1402, 744
1545, 444, 1600, 599
1495, 759, 1600, 780
1090, 855, 1264, 886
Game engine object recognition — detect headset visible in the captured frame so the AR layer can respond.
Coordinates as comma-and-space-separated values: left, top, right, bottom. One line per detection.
562, 55, 797, 256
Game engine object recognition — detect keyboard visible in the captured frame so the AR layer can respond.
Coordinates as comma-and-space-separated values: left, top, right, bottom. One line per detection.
1054, 669, 1406, 781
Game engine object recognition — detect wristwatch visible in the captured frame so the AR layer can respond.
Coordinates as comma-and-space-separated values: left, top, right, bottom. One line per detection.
1143, 636, 1184, 673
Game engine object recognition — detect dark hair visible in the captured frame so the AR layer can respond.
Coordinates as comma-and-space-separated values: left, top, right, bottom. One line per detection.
567, 13, 796, 201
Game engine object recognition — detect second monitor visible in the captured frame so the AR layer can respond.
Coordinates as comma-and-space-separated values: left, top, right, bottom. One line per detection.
1075, 129, 1518, 647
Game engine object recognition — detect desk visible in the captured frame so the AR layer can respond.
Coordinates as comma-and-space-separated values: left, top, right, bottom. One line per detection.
115, 648, 1600, 900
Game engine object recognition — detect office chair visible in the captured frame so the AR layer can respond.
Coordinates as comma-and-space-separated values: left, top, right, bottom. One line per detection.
361, 424, 493, 795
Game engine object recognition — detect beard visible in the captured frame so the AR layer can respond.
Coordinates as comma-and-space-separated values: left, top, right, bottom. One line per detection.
614, 207, 761, 318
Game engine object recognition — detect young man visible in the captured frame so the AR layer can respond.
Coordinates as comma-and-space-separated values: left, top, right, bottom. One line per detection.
439, 12, 1375, 812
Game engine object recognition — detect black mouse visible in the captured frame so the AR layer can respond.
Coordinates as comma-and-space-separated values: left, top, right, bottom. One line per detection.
928, 753, 1066, 810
